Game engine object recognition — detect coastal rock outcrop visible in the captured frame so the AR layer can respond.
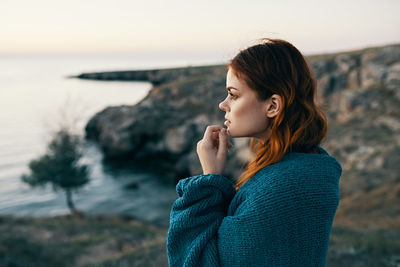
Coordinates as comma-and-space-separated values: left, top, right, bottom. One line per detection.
81, 44, 400, 207
84, 65, 250, 182
307, 45, 400, 200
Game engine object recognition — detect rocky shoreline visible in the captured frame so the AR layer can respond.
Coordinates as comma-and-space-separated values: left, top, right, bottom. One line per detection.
80, 63, 248, 183
74, 64, 225, 86
74, 43, 400, 237
77, 44, 400, 196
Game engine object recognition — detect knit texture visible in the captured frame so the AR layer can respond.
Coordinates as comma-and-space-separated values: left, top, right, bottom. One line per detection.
167, 147, 342, 267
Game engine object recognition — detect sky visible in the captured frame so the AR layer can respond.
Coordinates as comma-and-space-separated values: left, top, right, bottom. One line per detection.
1, 0, 400, 61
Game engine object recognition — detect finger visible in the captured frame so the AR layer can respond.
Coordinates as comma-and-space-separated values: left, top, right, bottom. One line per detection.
217, 128, 228, 159
203, 125, 223, 146
211, 131, 220, 148
203, 125, 223, 139
214, 130, 231, 149
216, 128, 232, 148
227, 137, 233, 147
221, 128, 233, 146
222, 135, 232, 148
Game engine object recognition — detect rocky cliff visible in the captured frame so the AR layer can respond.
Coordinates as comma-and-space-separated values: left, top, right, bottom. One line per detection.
309, 44, 400, 227
82, 64, 249, 182
78, 43, 400, 226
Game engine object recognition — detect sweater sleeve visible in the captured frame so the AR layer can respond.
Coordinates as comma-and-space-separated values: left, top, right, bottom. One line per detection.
167, 174, 236, 267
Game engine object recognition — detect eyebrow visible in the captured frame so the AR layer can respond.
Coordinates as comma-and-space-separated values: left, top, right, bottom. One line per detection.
226, 86, 239, 91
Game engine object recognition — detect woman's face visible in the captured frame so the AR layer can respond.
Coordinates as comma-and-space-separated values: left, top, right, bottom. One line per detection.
219, 68, 271, 140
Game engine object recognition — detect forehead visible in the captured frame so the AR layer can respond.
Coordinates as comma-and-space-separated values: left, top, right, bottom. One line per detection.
226, 68, 247, 91
226, 68, 237, 82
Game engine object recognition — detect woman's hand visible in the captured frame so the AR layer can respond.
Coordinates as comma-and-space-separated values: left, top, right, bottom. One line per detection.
196, 125, 233, 175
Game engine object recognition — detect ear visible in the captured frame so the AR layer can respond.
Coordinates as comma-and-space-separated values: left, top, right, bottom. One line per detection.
265, 94, 282, 118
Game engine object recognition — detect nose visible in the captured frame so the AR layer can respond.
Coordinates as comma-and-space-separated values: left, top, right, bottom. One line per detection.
219, 98, 229, 112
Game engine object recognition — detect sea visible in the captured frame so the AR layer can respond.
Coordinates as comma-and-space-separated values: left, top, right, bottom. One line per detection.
0, 54, 215, 226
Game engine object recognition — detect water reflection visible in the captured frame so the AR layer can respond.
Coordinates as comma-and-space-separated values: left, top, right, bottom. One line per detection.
0, 55, 178, 227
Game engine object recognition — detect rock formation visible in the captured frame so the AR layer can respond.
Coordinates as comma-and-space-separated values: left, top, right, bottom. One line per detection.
82, 65, 250, 182
78, 44, 400, 223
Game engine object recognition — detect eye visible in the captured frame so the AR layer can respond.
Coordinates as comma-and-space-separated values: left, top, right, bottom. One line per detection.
228, 92, 237, 99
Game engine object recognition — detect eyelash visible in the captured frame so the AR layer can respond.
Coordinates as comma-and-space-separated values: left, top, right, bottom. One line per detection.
228, 92, 237, 99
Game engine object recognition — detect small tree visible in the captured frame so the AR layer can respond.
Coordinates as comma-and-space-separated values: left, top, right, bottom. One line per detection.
21, 128, 89, 215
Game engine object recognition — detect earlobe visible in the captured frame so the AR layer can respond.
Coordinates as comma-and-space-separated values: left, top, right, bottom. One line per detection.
265, 94, 282, 118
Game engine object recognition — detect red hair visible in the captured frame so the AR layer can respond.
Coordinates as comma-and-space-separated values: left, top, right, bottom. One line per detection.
229, 38, 327, 190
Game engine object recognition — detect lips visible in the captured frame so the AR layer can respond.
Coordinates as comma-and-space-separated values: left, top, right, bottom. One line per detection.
224, 115, 231, 127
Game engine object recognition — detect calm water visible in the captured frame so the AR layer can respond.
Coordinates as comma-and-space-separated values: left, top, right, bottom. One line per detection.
0, 54, 195, 226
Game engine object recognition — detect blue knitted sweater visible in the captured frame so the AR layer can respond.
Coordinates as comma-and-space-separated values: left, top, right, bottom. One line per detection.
167, 147, 342, 267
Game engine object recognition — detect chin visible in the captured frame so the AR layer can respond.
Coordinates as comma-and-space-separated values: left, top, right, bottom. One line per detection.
226, 128, 240, 138
227, 129, 259, 139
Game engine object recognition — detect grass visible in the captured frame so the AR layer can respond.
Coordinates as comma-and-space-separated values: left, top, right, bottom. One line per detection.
1, 213, 399, 266
327, 225, 400, 267
0, 214, 168, 267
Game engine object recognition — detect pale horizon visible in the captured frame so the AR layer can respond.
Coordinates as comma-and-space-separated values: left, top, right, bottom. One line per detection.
2, 0, 399, 60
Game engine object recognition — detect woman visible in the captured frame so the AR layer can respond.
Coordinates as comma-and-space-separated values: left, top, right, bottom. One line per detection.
167, 38, 342, 267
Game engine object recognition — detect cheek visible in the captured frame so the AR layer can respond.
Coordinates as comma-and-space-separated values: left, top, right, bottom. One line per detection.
231, 100, 246, 115
233, 102, 260, 119
235, 104, 267, 127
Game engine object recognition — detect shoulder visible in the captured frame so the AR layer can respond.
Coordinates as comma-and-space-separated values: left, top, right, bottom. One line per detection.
238, 146, 342, 202
222, 147, 341, 235
276, 147, 342, 184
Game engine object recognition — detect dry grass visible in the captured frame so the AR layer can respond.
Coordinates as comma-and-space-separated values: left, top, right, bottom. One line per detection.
0, 214, 168, 267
